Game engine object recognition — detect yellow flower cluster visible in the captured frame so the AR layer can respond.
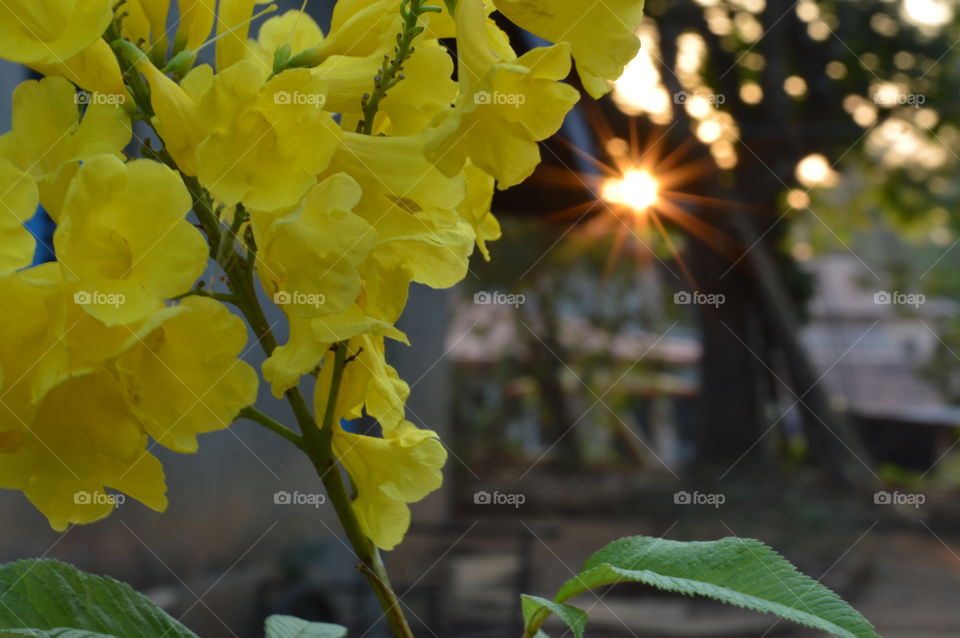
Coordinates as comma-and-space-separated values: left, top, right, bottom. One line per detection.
0, 0, 644, 548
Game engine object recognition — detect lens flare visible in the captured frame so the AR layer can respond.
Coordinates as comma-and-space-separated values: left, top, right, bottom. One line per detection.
602, 169, 659, 213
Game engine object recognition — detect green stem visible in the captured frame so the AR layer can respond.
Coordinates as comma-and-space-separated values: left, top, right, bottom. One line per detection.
296, 343, 416, 638
239, 406, 304, 448
357, 0, 441, 134
110, 31, 417, 638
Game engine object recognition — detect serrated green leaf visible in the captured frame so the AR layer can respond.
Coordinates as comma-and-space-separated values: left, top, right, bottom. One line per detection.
520, 595, 586, 638
0, 559, 196, 638
0, 629, 119, 637
264, 615, 347, 638
523, 536, 881, 638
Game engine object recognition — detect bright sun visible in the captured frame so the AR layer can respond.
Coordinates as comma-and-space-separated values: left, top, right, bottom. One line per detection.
601, 169, 659, 213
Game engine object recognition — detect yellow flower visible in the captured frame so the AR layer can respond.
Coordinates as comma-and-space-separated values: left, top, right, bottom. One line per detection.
262, 309, 406, 398
0, 0, 113, 65
261, 253, 412, 398
425, 0, 580, 188
356, 200, 477, 290
136, 57, 212, 176
0, 266, 72, 417
0, 77, 131, 221
333, 132, 465, 212
246, 10, 324, 71
332, 421, 447, 550
0, 371, 168, 531
320, 0, 400, 58
115, 297, 258, 453
313, 37, 456, 135
379, 42, 458, 135
0, 159, 39, 276
196, 61, 342, 210
175, 0, 217, 51
28, 39, 129, 101
494, 0, 646, 98
216, 0, 269, 72
121, 0, 172, 59
53, 155, 208, 325
460, 162, 500, 260
318, 335, 410, 432
257, 173, 376, 317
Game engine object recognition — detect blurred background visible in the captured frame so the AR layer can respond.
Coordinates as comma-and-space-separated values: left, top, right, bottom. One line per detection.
3, 0, 960, 636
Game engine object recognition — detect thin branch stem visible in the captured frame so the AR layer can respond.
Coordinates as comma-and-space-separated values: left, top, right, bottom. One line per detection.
109, 26, 418, 638
297, 343, 416, 638
238, 406, 304, 448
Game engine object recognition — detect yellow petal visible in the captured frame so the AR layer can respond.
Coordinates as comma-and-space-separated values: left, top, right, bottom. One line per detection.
246, 9, 324, 70
258, 172, 375, 317
333, 132, 465, 212
176, 0, 217, 51
137, 57, 208, 175
0, 76, 131, 220
0, 159, 38, 276
332, 421, 447, 550
27, 39, 129, 100
116, 297, 258, 453
216, 0, 263, 72
0, 0, 113, 65
494, 0, 645, 98
196, 62, 342, 210
54, 156, 207, 325
0, 371, 168, 531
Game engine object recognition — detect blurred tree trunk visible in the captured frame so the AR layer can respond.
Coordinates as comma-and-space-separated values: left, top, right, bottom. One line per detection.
658, 3, 871, 484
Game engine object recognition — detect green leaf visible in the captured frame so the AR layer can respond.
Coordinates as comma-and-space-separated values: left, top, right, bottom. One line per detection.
520, 595, 586, 638
523, 536, 881, 638
264, 615, 348, 638
0, 559, 197, 638
443, 0, 457, 14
